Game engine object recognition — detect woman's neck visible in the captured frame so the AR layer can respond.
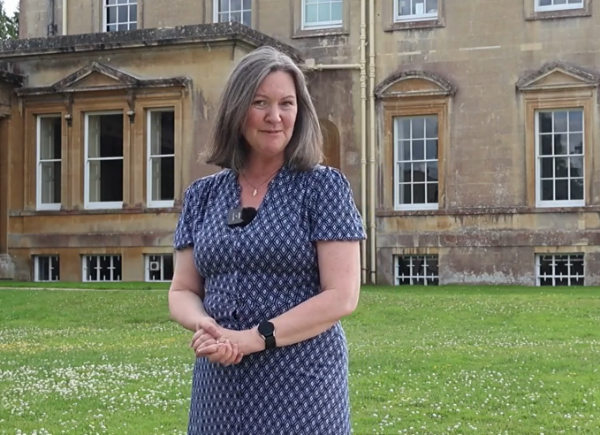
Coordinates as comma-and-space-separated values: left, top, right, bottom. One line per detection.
242, 154, 285, 179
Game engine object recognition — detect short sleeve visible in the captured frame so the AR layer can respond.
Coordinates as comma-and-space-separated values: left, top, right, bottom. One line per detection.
173, 179, 205, 250
308, 167, 367, 242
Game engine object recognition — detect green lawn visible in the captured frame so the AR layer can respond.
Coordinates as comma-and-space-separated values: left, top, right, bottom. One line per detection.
0, 285, 599, 434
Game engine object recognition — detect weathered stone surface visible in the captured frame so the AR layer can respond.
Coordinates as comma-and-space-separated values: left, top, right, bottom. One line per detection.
0, 254, 15, 280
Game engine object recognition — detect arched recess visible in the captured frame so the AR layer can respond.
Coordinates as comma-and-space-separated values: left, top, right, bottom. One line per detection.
320, 119, 341, 169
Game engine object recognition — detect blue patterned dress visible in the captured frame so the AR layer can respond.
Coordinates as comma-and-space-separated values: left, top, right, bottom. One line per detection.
173, 164, 366, 435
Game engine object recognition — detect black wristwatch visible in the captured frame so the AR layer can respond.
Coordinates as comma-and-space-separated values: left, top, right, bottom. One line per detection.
257, 321, 276, 350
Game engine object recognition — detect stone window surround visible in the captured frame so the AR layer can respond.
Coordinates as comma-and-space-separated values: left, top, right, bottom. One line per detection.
23, 95, 183, 214
383, 0, 445, 32
376, 70, 455, 214
516, 62, 598, 209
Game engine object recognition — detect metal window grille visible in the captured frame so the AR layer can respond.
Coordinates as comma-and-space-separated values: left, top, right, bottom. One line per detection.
395, 255, 439, 286
536, 254, 584, 286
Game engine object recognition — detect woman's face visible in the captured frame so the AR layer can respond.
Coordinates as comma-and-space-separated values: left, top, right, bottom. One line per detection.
242, 70, 298, 162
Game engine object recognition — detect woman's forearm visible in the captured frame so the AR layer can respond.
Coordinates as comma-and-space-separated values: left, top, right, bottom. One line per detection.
168, 289, 209, 332
249, 287, 357, 351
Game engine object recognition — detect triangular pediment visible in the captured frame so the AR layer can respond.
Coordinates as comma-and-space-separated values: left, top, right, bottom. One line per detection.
375, 70, 456, 99
516, 61, 600, 92
69, 71, 124, 89
52, 62, 139, 91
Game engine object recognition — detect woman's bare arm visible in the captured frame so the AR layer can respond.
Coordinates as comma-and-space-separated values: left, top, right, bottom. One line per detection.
168, 248, 209, 332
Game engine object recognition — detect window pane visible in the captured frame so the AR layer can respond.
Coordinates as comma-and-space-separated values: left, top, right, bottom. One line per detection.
317, 3, 330, 21
107, 7, 117, 24
130, 5, 137, 21
541, 180, 554, 200
425, 139, 437, 159
554, 134, 567, 155
412, 0, 425, 15
152, 157, 175, 201
398, 162, 411, 182
539, 112, 552, 133
426, 161, 438, 182
399, 140, 410, 161
242, 11, 251, 26
540, 135, 552, 155
41, 161, 61, 204
305, 4, 318, 22
555, 157, 568, 178
412, 117, 425, 138
540, 157, 554, 179
425, 116, 438, 137
413, 183, 426, 203
569, 156, 583, 178
39, 117, 61, 160
231, 12, 242, 23
554, 111, 568, 132
163, 255, 174, 280
411, 140, 425, 161
399, 183, 411, 204
331, 1, 342, 20
555, 179, 569, 201
569, 110, 583, 131
398, 118, 411, 139
426, 0, 438, 13
88, 114, 123, 158
569, 133, 583, 155
571, 178, 584, 200
426, 183, 438, 203
413, 163, 425, 182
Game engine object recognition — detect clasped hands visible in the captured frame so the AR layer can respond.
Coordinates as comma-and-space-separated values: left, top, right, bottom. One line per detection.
191, 316, 263, 366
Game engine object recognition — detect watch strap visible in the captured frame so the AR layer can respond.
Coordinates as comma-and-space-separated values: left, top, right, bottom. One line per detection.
264, 333, 276, 350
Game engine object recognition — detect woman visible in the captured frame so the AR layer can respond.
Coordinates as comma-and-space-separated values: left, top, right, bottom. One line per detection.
168, 45, 366, 435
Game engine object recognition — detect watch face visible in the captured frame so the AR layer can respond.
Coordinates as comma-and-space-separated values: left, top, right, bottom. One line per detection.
258, 321, 274, 336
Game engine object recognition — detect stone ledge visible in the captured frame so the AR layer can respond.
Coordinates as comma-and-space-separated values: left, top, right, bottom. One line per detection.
0, 22, 302, 62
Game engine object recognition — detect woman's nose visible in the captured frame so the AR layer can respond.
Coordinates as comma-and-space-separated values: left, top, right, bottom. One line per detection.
264, 105, 281, 123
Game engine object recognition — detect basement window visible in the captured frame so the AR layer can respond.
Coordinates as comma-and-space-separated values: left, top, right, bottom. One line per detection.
83, 255, 122, 282
395, 255, 439, 286
147, 109, 175, 208
145, 254, 174, 282
33, 255, 60, 282
84, 112, 124, 210
536, 253, 584, 286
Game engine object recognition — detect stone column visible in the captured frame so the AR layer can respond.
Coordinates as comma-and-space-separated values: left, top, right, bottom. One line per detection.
0, 115, 15, 279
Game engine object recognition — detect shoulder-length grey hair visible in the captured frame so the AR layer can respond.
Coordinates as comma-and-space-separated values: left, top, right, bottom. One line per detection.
202, 45, 323, 173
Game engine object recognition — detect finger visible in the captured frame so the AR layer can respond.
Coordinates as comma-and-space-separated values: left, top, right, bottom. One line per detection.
202, 322, 222, 340
190, 329, 206, 347
207, 344, 227, 363
220, 341, 234, 366
196, 343, 220, 357
233, 343, 244, 364
224, 342, 239, 366
192, 334, 215, 350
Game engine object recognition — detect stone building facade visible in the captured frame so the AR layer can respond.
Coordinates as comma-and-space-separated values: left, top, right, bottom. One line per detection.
0, 0, 599, 286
